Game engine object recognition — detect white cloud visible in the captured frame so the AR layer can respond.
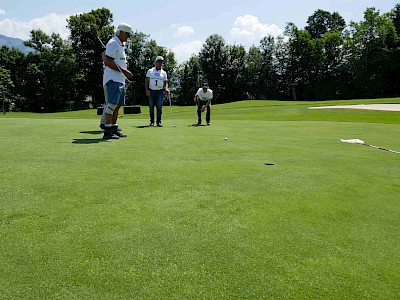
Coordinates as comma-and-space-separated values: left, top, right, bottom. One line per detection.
0, 13, 70, 40
230, 14, 283, 46
172, 40, 203, 63
174, 25, 194, 38
0, 8, 6, 16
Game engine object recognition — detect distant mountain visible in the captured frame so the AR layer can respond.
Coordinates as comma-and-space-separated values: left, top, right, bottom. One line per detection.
0, 34, 35, 54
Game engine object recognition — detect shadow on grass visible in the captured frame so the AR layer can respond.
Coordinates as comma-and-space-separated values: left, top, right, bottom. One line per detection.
79, 130, 103, 134
135, 125, 150, 129
189, 124, 206, 127
72, 138, 107, 144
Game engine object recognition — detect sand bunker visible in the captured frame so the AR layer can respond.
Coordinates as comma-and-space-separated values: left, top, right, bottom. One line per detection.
309, 104, 400, 111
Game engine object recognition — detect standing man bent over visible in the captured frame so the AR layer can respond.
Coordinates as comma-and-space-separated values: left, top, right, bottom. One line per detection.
194, 83, 213, 126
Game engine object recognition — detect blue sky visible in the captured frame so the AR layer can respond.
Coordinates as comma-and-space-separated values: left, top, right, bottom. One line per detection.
0, 0, 397, 63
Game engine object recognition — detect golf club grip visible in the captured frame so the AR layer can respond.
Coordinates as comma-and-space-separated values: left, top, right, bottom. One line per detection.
364, 143, 400, 154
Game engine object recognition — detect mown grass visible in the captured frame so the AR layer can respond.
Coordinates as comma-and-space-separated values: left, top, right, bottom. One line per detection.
0, 99, 399, 299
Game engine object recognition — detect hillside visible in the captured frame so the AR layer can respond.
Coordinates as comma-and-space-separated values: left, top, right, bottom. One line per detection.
0, 34, 34, 54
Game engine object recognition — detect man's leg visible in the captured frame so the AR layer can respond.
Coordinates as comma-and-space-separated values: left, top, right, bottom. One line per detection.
100, 85, 107, 129
103, 80, 122, 139
112, 104, 121, 124
149, 93, 155, 126
112, 103, 127, 137
156, 91, 164, 127
197, 101, 202, 125
206, 106, 211, 125
108, 100, 122, 132
103, 103, 119, 139
111, 82, 127, 137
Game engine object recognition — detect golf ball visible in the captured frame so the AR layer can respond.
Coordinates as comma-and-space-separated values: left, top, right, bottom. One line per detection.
225, 137, 228, 141
173, 125, 176, 127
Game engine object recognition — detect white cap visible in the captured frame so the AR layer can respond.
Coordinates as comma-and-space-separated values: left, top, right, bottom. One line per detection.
155, 56, 164, 62
117, 23, 133, 37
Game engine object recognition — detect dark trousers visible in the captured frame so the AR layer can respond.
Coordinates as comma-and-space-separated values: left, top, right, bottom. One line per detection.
149, 90, 165, 123
197, 101, 210, 123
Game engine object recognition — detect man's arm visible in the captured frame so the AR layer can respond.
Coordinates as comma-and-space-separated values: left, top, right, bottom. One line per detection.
102, 51, 132, 78
205, 91, 213, 106
101, 51, 106, 65
163, 80, 170, 95
145, 77, 150, 97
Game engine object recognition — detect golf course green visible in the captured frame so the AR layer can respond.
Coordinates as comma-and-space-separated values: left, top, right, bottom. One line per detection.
1, 99, 399, 299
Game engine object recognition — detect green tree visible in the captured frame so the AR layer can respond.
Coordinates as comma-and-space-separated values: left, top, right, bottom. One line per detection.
305, 9, 346, 39
259, 36, 278, 99
20, 57, 44, 112
199, 34, 228, 103
23, 29, 51, 51
244, 46, 262, 99
285, 23, 325, 100
0, 46, 26, 110
303, 10, 347, 99
67, 8, 114, 105
390, 4, 400, 36
346, 7, 398, 97
388, 4, 400, 95
176, 55, 201, 105
321, 30, 346, 99
273, 36, 292, 99
224, 44, 247, 102
21, 31, 79, 112
0, 66, 15, 112
125, 32, 150, 106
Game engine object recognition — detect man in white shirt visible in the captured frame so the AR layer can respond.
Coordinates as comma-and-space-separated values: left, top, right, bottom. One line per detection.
145, 56, 170, 127
194, 83, 213, 126
101, 23, 133, 139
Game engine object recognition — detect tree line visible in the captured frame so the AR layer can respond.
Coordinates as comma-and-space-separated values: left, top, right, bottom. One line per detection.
0, 5, 399, 112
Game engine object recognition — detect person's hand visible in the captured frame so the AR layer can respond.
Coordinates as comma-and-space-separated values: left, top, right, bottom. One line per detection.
165, 88, 170, 95
146, 90, 150, 97
194, 97, 197, 103
123, 69, 133, 78
201, 105, 206, 112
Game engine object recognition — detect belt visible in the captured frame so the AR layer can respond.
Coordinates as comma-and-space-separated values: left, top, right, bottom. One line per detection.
149, 88, 163, 91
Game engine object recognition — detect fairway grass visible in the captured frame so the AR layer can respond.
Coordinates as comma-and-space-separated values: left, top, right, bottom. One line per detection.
1, 99, 400, 299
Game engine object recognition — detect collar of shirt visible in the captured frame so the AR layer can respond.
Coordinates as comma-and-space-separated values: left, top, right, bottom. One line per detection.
114, 35, 124, 47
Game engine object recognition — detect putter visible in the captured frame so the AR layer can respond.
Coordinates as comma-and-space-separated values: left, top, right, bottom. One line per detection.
168, 94, 176, 127
195, 102, 198, 125
340, 139, 400, 154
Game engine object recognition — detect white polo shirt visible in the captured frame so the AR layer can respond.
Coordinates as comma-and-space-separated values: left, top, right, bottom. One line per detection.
146, 67, 168, 90
103, 35, 127, 85
196, 88, 213, 101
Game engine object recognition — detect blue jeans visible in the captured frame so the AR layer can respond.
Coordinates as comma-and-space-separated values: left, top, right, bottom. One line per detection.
149, 90, 165, 123
197, 100, 211, 123
106, 80, 126, 105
